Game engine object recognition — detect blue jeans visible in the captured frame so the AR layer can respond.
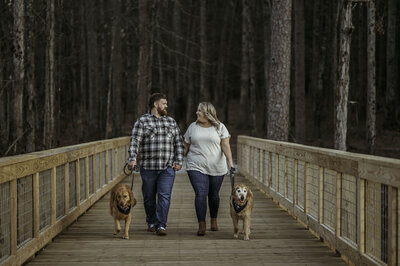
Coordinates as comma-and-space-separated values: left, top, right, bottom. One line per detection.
140, 166, 175, 229
187, 170, 224, 222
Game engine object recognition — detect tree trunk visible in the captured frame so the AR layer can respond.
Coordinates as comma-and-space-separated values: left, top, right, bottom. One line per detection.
99, 0, 107, 132
0, 59, 7, 153
112, 0, 122, 136
366, 0, 376, 154
263, 0, 271, 132
239, 0, 250, 128
173, 0, 182, 113
223, 0, 237, 124
267, 0, 292, 141
105, 4, 118, 139
185, 16, 196, 126
199, 0, 209, 101
385, 0, 398, 128
26, 1, 36, 152
309, 1, 320, 139
12, 0, 25, 154
215, 3, 230, 107
293, 0, 306, 143
248, 1, 256, 132
78, 1, 87, 141
136, 0, 152, 115
43, 0, 56, 149
86, 0, 99, 135
330, 0, 340, 139
334, 1, 353, 151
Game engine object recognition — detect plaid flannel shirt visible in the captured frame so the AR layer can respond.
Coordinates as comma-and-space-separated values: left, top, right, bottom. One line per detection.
128, 113, 184, 170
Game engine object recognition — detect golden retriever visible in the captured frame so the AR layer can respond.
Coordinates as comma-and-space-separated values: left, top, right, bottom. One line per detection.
230, 183, 254, 240
110, 184, 136, 239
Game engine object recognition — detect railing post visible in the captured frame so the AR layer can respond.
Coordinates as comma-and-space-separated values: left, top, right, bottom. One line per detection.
388, 186, 397, 265
284, 157, 288, 198
336, 173, 341, 237
92, 156, 97, 193
275, 154, 279, 192
262, 150, 266, 185
99, 152, 103, 187
105, 151, 109, 184
294, 159, 298, 206
114, 148, 118, 179
33, 172, 40, 237
75, 160, 80, 206
258, 148, 261, 182
85, 157, 89, 199
358, 179, 365, 254
51, 167, 56, 225
10, 179, 17, 255
319, 167, 323, 223
65, 163, 69, 215
250, 147, 253, 178
268, 152, 272, 188
305, 162, 309, 215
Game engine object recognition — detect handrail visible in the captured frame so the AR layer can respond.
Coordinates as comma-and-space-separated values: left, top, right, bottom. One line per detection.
237, 135, 400, 266
0, 136, 131, 265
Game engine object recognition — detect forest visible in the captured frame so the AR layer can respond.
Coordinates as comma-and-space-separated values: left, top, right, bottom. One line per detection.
0, 0, 399, 159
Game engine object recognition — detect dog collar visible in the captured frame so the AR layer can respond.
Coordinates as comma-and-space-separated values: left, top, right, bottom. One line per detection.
117, 205, 131, 215
232, 199, 247, 213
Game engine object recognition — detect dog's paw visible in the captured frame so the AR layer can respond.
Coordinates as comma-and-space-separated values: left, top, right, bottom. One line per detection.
243, 236, 250, 241
113, 229, 120, 235
233, 233, 239, 238
123, 235, 129, 240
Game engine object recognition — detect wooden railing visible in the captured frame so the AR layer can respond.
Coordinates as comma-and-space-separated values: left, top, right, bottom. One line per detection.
0, 137, 130, 265
237, 135, 400, 266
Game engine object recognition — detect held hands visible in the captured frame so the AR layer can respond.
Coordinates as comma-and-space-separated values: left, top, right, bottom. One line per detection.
172, 163, 182, 171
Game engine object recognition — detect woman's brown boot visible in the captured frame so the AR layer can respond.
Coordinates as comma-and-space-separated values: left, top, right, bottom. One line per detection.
197, 222, 206, 236
210, 218, 218, 231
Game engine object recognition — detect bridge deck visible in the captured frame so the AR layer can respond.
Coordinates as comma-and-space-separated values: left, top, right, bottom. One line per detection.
26, 172, 346, 265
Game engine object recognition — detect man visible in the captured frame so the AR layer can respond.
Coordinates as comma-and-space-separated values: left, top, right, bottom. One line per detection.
128, 93, 184, 236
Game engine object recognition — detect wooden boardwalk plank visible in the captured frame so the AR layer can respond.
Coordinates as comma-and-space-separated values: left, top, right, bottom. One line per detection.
26, 172, 347, 265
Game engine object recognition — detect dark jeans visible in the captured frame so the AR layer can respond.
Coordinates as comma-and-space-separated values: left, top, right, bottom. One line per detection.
140, 166, 175, 229
187, 170, 224, 222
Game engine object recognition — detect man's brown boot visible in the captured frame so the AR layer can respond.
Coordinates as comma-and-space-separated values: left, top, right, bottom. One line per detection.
197, 221, 206, 236
210, 218, 218, 231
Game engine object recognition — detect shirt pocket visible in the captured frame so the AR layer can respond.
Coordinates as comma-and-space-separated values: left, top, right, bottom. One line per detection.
144, 126, 156, 139
166, 125, 176, 139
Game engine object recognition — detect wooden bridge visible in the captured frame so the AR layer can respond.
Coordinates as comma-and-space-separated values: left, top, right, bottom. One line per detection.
0, 136, 399, 265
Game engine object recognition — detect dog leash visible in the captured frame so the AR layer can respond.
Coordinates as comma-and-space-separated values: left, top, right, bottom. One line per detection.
229, 167, 236, 191
123, 163, 139, 190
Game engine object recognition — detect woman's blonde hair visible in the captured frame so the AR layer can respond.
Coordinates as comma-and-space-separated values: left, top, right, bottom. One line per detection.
197, 102, 220, 129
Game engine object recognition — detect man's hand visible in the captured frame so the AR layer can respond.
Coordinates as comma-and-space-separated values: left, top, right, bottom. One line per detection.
128, 161, 137, 170
172, 163, 182, 171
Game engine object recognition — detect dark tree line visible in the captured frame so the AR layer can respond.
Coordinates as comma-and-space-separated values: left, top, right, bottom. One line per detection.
0, 0, 399, 158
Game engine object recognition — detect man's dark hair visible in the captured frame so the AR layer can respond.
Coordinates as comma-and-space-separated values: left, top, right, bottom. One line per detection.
148, 93, 167, 110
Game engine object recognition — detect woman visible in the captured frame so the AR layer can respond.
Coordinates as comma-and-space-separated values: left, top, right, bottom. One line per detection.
184, 102, 234, 236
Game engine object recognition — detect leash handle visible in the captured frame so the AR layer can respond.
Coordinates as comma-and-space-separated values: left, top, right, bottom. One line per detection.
124, 162, 139, 190
229, 167, 236, 191
124, 162, 139, 175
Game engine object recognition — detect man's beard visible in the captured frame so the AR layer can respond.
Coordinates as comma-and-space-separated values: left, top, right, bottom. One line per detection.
158, 107, 167, 116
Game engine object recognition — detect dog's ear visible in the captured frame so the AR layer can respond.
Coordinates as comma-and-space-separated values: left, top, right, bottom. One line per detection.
247, 187, 253, 199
